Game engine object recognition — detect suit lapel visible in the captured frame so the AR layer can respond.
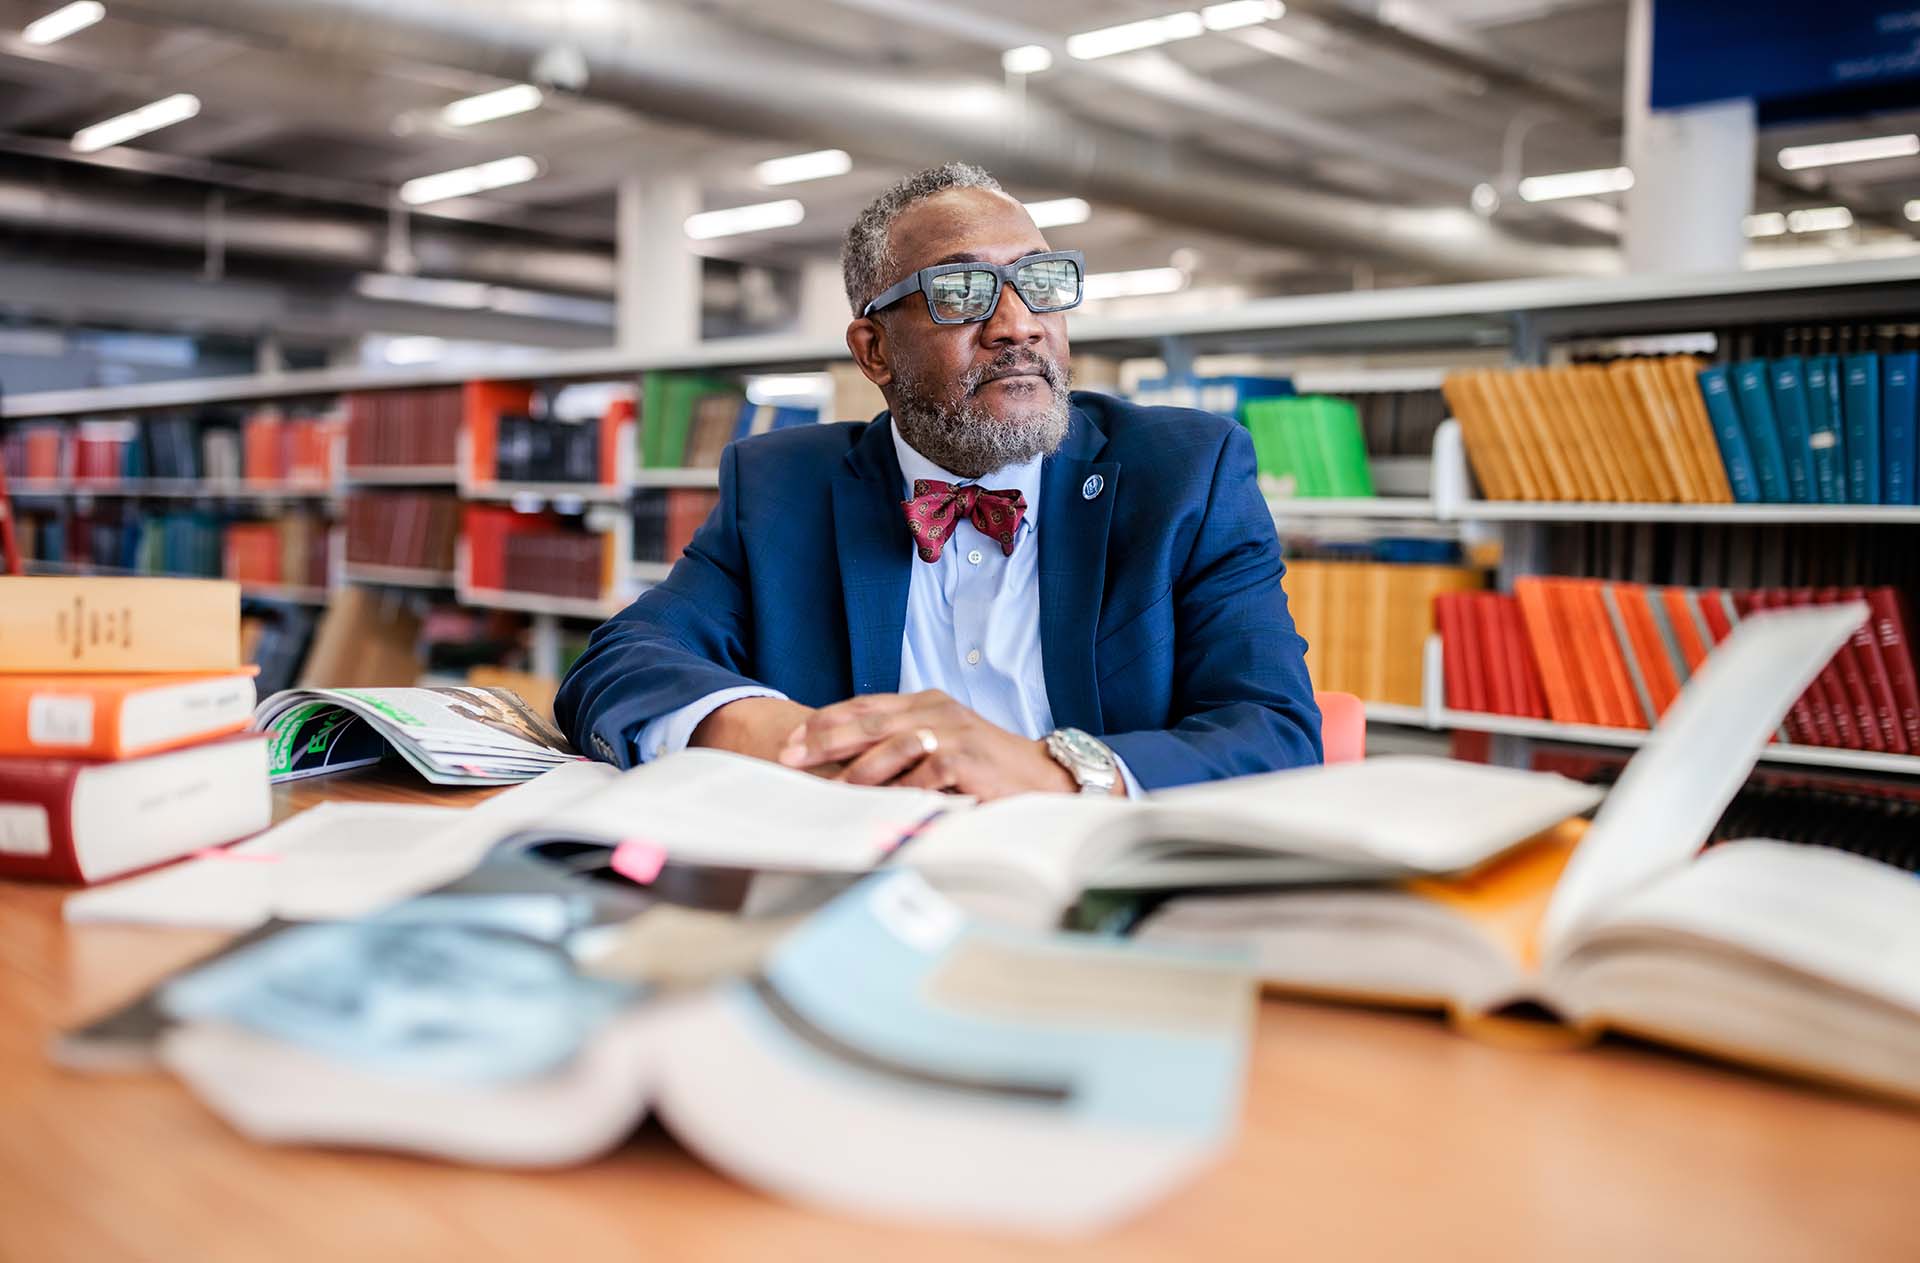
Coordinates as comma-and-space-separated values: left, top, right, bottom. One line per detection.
1039, 405, 1117, 731
833, 415, 912, 695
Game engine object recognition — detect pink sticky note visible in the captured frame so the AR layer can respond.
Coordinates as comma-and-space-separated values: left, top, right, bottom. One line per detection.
194, 848, 281, 864
610, 840, 667, 885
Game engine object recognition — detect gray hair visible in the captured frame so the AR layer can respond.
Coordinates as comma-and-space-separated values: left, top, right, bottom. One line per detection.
841, 162, 1004, 317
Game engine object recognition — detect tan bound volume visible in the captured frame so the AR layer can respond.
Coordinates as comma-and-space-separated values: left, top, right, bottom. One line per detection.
0, 577, 241, 673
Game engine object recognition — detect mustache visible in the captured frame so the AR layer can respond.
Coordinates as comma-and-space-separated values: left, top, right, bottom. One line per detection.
962, 351, 1067, 395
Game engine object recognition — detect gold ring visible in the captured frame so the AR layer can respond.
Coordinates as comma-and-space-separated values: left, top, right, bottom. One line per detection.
914, 727, 940, 756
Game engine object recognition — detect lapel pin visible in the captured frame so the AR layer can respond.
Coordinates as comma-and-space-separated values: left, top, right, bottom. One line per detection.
1081, 473, 1104, 500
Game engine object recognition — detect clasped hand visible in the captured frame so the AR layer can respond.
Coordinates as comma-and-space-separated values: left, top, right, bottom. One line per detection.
778, 690, 1077, 800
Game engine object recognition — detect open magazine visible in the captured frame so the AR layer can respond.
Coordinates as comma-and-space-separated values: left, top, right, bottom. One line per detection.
255, 686, 585, 785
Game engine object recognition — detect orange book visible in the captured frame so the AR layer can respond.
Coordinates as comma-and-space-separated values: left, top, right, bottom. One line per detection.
462, 381, 535, 485
1513, 579, 1588, 724
0, 669, 258, 759
1609, 583, 1682, 720
0, 577, 241, 673
1561, 579, 1644, 729
1660, 587, 1712, 674
1441, 372, 1519, 501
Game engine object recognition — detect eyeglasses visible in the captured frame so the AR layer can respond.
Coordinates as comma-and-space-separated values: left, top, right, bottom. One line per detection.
861, 250, 1085, 324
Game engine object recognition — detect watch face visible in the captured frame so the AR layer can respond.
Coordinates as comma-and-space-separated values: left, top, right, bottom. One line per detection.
1055, 728, 1115, 774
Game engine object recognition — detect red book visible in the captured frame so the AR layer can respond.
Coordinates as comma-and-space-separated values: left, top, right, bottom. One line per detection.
1844, 585, 1908, 754
1501, 597, 1549, 718
1746, 590, 1839, 748
1514, 578, 1585, 725
1783, 588, 1860, 749
1471, 594, 1514, 715
1865, 588, 1920, 753
1565, 579, 1642, 729
1435, 593, 1472, 712
1815, 586, 1884, 753
0, 734, 271, 884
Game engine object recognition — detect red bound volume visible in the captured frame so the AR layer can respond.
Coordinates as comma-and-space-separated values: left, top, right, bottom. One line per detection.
1472, 593, 1515, 716
1865, 588, 1920, 753
1815, 586, 1884, 753
1435, 593, 1471, 712
1843, 586, 1908, 754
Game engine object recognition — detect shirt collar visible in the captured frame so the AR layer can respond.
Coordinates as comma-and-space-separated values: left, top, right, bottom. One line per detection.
890, 416, 1044, 534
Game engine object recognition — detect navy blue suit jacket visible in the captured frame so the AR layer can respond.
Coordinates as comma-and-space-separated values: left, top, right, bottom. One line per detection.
555, 390, 1321, 789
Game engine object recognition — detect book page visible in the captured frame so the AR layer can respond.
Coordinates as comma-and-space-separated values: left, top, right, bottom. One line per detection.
1141, 756, 1602, 872
525, 748, 964, 871
1578, 840, 1920, 1014
1541, 603, 1866, 959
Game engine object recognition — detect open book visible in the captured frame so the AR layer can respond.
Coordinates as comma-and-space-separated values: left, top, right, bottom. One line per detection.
146, 872, 1254, 1236
254, 685, 585, 785
1140, 603, 1920, 1106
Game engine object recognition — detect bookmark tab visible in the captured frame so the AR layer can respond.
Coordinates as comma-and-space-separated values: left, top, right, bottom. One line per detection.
193, 848, 281, 864
611, 840, 668, 886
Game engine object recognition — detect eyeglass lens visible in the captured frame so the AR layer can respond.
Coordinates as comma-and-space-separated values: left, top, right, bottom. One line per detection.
926, 259, 1082, 321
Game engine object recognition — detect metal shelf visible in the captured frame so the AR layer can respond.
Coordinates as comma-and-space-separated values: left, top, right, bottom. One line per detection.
1457, 500, 1920, 525
1267, 496, 1439, 520
9, 479, 339, 501
6, 257, 1918, 420
457, 587, 627, 619
340, 563, 455, 589
344, 465, 460, 486
630, 467, 721, 489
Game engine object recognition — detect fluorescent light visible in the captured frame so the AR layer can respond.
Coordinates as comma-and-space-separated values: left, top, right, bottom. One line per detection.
754, 149, 851, 186
354, 272, 492, 309
1201, 1, 1283, 31
398, 154, 539, 205
684, 198, 805, 240
382, 336, 446, 366
1023, 197, 1091, 228
440, 83, 543, 128
1516, 166, 1634, 202
1002, 44, 1053, 74
1777, 133, 1919, 170
1786, 205, 1853, 233
1743, 212, 1787, 238
1907, 199, 1920, 222
1066, 11, 1207, 60
1084, 267, 1187, 300
70, 93, 199, 154
22, 0, 104, 45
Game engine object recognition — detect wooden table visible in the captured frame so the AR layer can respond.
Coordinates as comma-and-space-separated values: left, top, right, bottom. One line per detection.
3, 766, 1917, 1262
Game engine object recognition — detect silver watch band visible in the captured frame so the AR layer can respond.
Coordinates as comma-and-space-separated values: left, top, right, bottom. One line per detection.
1045, 727, 1119, 794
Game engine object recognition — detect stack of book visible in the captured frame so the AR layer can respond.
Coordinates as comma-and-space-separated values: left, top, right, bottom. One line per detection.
1243, 396, 1375, 498
1286, 555, 1482, 704
344, 492, 459, 575
631, 489, 720, 566
344, 386, 466, 473
241, 408, 342, 486
1437, 578, 1920, 751
463, 505, 613, 602
638, 371, 819, 471
1443, 357, 1735, 503
0, 577, 271, 884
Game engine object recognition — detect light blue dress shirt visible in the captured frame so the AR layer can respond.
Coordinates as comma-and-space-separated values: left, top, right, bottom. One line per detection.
633, 419, 1138, 794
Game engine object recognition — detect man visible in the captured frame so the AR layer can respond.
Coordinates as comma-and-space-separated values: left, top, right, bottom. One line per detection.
557, 162, 1319, 799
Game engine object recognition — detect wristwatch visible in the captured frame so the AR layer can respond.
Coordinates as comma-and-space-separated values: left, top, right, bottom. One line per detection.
1044, 727, 1120, 795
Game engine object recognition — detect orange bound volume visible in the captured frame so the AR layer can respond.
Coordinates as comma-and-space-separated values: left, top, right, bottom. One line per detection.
1514, 579, 1586, 724
0, 669, 258, 759
0, 577, 241, 673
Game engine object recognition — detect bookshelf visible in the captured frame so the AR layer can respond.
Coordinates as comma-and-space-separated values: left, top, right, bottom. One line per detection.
6, 258, 1919, 720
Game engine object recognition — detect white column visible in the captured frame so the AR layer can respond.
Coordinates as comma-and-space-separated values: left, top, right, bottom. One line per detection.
1622, 0, 1755, 273
616, 174, 701, 352
795, 257, 850, 342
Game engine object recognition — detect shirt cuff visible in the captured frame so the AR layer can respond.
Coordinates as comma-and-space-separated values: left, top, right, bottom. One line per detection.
630, 686, 789, 764
1112, 751, 1144, 799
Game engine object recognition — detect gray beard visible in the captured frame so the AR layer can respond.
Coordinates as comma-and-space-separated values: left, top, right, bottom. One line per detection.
890, 357, 1072, 481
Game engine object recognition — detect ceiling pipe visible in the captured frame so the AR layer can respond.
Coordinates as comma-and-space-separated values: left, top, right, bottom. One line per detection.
118, 0, 1619, 281
0, 172, 616, 294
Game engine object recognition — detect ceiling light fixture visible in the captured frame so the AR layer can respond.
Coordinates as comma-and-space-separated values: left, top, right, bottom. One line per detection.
1515, 166, 1634, 202
1785, 206, 1854, 233
1001, 44, 1053, 75
1906, 199, 1920, 222
70, 93, 200, 153
1084, 267, 1188, 300
1200, 1, 1284, 31
1067, 12, 1207, 60
1742, 212, 1788, 238
1777, 133, 1919, 170
753, 149, 852, 186
22, 0, 104, 44
1023, 197, 1092, 228
398, 155, 540, 205
684, 198, 805, 240
440, 83, 544, 128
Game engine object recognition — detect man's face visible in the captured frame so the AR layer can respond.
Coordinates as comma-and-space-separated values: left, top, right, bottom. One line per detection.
866, 188, 1074, 479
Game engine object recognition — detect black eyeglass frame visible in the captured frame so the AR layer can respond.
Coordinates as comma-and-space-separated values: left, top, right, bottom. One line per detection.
860, 250, 1086, 323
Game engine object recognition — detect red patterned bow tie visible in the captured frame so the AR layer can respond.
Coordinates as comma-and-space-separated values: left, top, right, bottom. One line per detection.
901, 479, 1028, 563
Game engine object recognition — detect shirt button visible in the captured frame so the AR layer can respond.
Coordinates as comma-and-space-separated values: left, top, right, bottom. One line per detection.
965, 649, 982, 666
967, 549, 983, 565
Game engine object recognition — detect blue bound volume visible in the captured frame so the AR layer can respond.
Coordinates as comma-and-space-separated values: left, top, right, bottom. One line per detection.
1883, 349, 1918, 505
1803, 354, 1847, 504
1766, 356, 1817, 504
1696, 365, 1761, 503
1842, 351, 1882, 505
1730, 358, 1791, 502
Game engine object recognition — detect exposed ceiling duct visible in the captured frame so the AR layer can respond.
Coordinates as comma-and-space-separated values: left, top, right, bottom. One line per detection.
118, 0, 1620, 282
0, 173, 615, 294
